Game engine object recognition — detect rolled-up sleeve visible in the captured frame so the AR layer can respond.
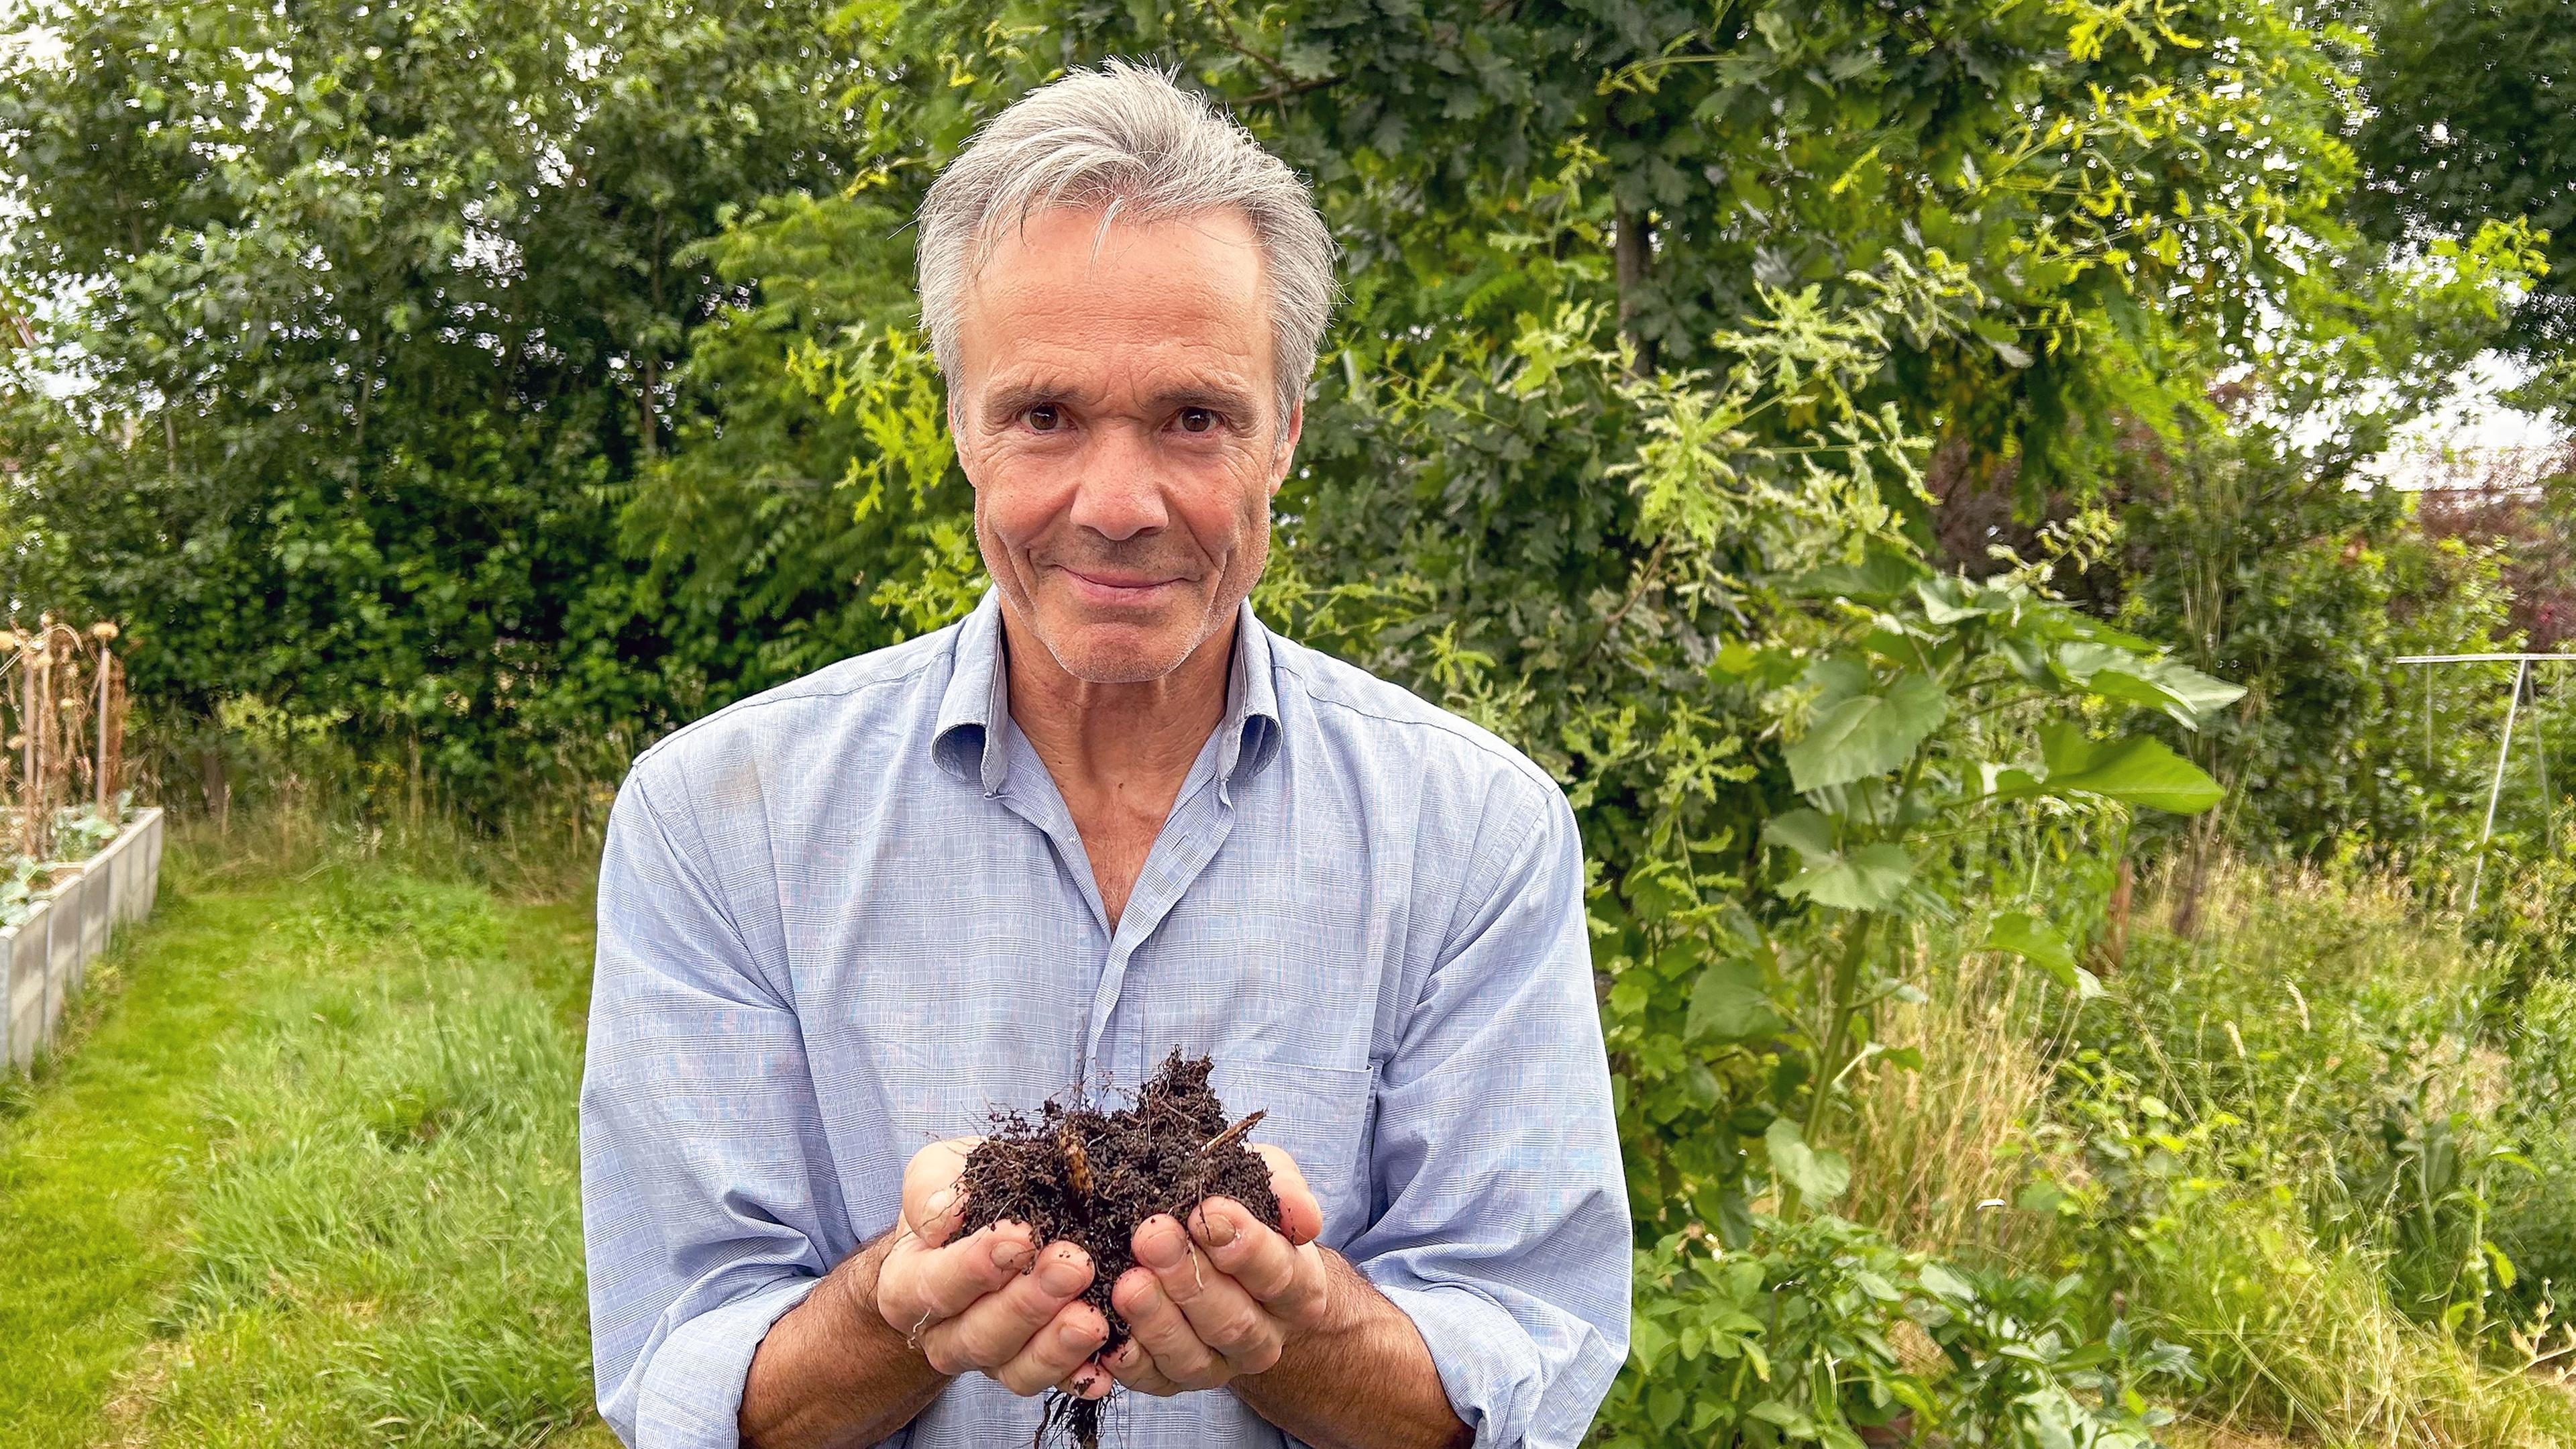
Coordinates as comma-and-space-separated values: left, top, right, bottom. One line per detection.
1348, 777, 1631, 1449
580, 763, 853, 1448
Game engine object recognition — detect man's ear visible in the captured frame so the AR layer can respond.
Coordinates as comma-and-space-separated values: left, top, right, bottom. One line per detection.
948, 392, 981, 486
1269, 399, 1305, 495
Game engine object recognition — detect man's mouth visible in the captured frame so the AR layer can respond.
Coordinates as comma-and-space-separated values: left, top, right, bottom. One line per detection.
1056, 565, 1187, 605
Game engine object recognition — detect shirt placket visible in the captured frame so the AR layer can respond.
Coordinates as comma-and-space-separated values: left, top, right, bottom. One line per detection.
988, 719, 1241, 1093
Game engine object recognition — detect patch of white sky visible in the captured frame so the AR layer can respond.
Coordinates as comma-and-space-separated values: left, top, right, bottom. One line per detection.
2206, 222, 2567, 492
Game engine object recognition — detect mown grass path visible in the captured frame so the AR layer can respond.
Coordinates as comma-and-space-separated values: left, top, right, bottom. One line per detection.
0, 845, 618, 1449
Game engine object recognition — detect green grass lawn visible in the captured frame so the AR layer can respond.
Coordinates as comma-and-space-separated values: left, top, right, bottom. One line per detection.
0, 837, 619, 1448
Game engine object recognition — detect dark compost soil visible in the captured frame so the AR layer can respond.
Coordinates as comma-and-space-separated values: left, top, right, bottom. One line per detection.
954, 1050, 1281, 1448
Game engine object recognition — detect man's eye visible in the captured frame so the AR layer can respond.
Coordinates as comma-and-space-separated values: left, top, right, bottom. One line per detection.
1026, 404, 1062, 431
1177, 407, 1219, 434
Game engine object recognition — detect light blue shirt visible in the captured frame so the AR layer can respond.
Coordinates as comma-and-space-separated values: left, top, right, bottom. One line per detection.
580, 589, 1629, 1449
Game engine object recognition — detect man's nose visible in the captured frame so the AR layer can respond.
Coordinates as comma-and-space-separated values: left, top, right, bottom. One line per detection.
1064, 426, 1169, 542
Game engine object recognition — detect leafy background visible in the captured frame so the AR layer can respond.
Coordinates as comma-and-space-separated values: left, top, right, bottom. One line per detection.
8, 0, 2576, 1443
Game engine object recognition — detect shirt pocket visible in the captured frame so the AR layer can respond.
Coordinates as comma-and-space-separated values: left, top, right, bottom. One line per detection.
1205, 1057, 1375, 1250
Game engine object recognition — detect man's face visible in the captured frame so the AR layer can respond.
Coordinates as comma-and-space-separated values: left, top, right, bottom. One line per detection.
949, 206, 1299, 685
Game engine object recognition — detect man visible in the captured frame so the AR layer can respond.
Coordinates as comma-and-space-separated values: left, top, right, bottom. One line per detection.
580, 62, 1628, 1449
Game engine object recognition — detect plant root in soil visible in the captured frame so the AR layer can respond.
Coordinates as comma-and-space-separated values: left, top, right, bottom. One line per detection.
956, 1051, 1282, 1449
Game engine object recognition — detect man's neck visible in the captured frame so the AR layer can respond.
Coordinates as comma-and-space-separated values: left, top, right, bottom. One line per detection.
1000, 610, 1236, 788
997, 603, 1236, 928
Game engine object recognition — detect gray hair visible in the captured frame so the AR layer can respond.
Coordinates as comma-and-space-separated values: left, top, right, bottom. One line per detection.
916, 60, 1338, 427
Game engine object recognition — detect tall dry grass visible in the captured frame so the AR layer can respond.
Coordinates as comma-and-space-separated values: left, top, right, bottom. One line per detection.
1843, 856, 2576, 1448
1844, 929, 2063, 1265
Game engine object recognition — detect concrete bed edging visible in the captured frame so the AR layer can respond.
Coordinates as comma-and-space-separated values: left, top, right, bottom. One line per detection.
1, 806, 166, 1073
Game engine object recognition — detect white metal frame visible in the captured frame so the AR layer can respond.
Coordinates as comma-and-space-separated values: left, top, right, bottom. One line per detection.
2394, 653, 2576, 910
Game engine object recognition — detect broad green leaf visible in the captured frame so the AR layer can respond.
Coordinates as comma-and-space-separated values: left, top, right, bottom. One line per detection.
1629, 1316, 1673, 1372
1747, 1400, 1811, 1433
1765, 1118, 1851, 1201
1762, 808, 1838, 863
1688, 957, 1781, 1040
1981, 762, 2047, 799
1804, 654, 1872, 707
1987, 909, 2073, 973
1785, 672, 1947, 791
1998, 634, 2054, 686
1779, 843, 1915, 911
1918, 1261, 1976, 1302
1914, 574, 1987, 624
2139, 657, 2247, 725
2056, 644, 2246, 727
1784, 546, 1926, 604
1986, 910, 2104, 998
1649, 1383, 1684, 1430
2018, 1179, 2070, 1214
2039, 727, 2225, 814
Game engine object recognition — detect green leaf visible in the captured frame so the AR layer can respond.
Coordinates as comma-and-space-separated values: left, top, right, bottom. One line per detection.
1986, 909, 2071, 973
1779, 843, 1915, 911
1918, 1261, 1976, 1302
2056, 645, 2247, 727
1980, 761, 2046, 799
1688, 957, 1781, 1040
1747, 1400, 1812, 1433
2141, 657, 2249, 725
1766, 1117, 1852, 1202
1762, 808, 1838, 864
1629, 1316, 1674, 1372
1986, 910, 2103, 998
2039, 727, 2226, 814
1784, 547, 1928, 604
1913, 575, 1988, 625
2017, 1179, 2070, 1215
1998, 634, 2054, 685
1805, 655, 1872, 707
1785, 672, 1948, 791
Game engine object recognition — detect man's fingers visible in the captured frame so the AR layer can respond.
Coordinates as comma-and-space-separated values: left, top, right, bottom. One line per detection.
916, 1240, 1094, 1375
1190, 1198, 1300, 1301
1132, 1215, 1280, 1373
991, 1300, 1110, 1397
899, 1136, 984, 1248
1057, 1358, 1118, 1401
1100, 1337, 1185, 1397
1250, 1143, 1324, 1246
879, 1222, 1034, 1332
1112, 1263, 1226, 1387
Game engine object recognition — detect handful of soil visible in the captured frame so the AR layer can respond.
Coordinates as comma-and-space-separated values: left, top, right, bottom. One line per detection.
954, 1050, 1281, 1447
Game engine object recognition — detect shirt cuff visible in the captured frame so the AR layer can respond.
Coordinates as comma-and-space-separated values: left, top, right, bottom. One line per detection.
634, 1275, 824, 1448
1373, 1279, 1544, 1449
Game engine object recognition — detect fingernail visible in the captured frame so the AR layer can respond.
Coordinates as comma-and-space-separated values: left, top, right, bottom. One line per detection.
1137, 1220, 1186, 1270
1059, 1320, 1098, 1350
1195, 1203, 1238, 1248
1038, 1248, 1090, 1295
926, 1187, 956, 1218
991, 1236, 1030, 1271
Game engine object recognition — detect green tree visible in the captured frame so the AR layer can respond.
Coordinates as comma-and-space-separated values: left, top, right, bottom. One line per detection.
2355, 0, 2576, 373
0, 0, 874, 800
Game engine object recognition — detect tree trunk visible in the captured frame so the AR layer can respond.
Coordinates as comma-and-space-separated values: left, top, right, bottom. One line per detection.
1614, 203, 1655, 374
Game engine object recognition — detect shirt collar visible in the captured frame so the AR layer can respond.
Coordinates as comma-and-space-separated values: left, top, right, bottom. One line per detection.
932, 589, 1281, 801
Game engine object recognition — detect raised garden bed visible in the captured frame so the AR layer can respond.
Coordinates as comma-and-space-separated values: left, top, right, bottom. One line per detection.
1, 805, 164, 1071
